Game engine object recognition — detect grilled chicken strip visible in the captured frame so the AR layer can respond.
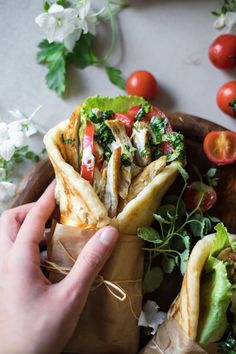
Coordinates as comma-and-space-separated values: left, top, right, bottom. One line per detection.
119, 165, 132, 200
124, 156, 167, 205
105, 119, 133, 161
103, 147, 121, 217
132, 121, 151, 167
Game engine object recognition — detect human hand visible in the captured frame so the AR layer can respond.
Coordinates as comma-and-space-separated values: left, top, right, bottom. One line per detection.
0, 181, 119, 354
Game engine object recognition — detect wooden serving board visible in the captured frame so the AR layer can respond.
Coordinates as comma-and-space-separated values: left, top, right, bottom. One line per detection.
9, 112, 236, 234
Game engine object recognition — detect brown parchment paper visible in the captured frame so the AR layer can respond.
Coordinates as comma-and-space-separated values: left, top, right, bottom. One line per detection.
139, 318, 208, 354
48, 223, 144, 354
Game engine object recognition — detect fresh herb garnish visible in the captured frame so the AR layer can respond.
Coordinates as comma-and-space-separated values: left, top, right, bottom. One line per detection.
89, 110, 114, 124
135, 103, 151, 121
150, 117, 168, 144
138, 165, 220, 293
61, 135, 75, 144
95, 122, 114, 161
162, 132, 185, 163
121, 153, 131, 166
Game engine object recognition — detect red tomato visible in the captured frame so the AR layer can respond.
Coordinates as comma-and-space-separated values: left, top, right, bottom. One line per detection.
217, 81, 236, 118
115, 113, 134, 136
203, 130, 236, 166
80, 122, 95, 184
208, 34, 236, 69
184, 182, 217, 213
126, 70, 158, 100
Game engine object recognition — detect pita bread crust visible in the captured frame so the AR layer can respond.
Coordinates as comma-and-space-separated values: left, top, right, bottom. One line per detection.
168, 234, 215, 341
117, 161, 179, 234
44, 118, 111, 229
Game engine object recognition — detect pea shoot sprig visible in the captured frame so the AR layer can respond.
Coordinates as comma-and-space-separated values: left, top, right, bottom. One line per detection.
137, 165, 220, 294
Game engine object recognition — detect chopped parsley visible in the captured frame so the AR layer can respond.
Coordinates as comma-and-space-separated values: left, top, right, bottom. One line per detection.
162, 132, 185, 163
121, 153, 131, 166
150, 117, 168, 144
135, 103, 151, 121
89, 109, 114, 124
95, 122, 114, 161
61, 134, 75, 144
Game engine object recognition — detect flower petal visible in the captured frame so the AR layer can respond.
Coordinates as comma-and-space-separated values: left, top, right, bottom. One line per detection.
213, 14, 226, 30
225, 12, 236, 33
64, 29, 82, 51
9, 131, 27, 148
48, 3, 65, 14
0, 141, 16, 161
8, 120, 23, 133
0, 181, 16, 202
0, 122, 8, 142
8, 109, 26, 120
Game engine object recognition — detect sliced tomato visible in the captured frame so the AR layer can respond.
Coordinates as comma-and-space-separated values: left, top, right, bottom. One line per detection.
203, 130, 236, 166
127, 105, 140, 118
115, 112, 134, 136
80, 122, 95, 184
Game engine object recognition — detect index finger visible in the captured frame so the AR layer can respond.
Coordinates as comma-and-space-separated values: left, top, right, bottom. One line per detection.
15, 180, 56, 247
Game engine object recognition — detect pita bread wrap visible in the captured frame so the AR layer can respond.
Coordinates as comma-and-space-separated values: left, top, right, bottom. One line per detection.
142, 223, 236, 354
44, 95, 181, 353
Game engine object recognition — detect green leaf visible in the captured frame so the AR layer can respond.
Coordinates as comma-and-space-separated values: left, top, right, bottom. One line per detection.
177, 164, 189, 183
68, 33, 98, 69
25, 151, 40, 162
180, 248, 189, 275
208, 216, 221, 223
37, 40, 68, 96
105, 66, 125, 89
143, 266, 163, 293
164, 195, 186, 216
197, 257, 232, 344
43, 1, 50, 11
153, 214, 171, 224
161, 255, 176, 274
137, 227, 162, 244
190, 214, 212, 238
210, 223, 230, 257
206, 168, 217, 178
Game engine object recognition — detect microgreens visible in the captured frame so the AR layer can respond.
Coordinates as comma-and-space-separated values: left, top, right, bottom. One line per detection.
36, 0, 128, 96
138, 165, 221, 294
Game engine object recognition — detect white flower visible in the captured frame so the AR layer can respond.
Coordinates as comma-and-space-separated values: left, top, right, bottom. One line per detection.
213, 14, 226, 30
213, 12, 236, 33
138, 300, 166, 335
225, 12, 236, 33
0, 122, 26, 161
63, 28, 82, 52
35, 4, 79, 46
76, 0, 98, 36
9, 106, 44, 137
0, 181, 16, 202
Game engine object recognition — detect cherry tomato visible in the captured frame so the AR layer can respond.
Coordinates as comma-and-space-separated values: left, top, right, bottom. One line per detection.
115, 113, 134, 136
208, 34, 236, 69
203, 130, 236, 166
126, 70, 158, 100
184, 182, 217, 213
80, 122, 95, 184
217, 81, 236, 118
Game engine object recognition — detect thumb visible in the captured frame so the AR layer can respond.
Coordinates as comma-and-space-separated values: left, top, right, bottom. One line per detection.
57, 226, 119, 307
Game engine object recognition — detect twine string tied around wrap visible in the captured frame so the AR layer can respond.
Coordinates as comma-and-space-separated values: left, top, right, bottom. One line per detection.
44, 240, 142, 312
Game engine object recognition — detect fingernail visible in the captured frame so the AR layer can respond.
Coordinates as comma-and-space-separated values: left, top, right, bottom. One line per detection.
99, 227, 119, 246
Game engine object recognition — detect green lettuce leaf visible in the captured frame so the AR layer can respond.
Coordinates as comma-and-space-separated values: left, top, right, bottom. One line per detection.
80, 95, 147, 120
197, 256, 232, 344
197, 223, 234, 344
210, 223, 230, 258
